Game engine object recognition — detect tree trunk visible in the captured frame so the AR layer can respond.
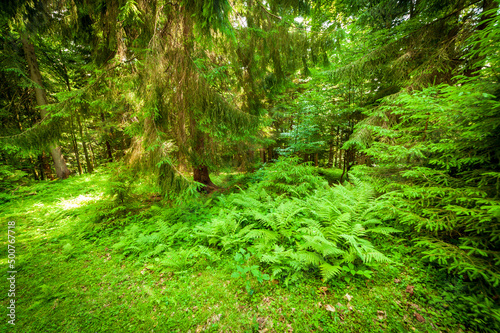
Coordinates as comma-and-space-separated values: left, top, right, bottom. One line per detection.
70, 115, 83, 175
15, 103, 40, 179
191, 127, 217, 192
100, 112, 113, 162
193, 165, 216, 190
302, 55, 311, 77
335, 127, 341, 168
77, 113, 93, 173
38, 154, 46, 180
21, 36, 71, 179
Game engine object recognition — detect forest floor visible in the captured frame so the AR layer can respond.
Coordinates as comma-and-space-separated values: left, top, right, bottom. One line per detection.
0, 170, 471, 332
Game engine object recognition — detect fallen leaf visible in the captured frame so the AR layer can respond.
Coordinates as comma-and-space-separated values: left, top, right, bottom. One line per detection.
325, 304, 336, 312
257, 317, 267, 329
317, 302, 322, 308
376, 310, 386, 320
344, 293, 353, 302
414, 312, 425, 323
347, 303, 353, 311
394, 278, 401, 283
409, 303, 420, 310
405, 285, 415, 295
262, 297, 274, 306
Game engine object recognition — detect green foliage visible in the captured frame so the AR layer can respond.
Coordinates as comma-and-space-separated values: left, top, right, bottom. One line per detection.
0, 164, 28, 201
106, 162, 137, 204
340, 262, 372, 283
249, 156, 328, 197
352, 80, 500, 292
230, 248, 270, 295
196, 158, 399, 284
344, 9, 500, 328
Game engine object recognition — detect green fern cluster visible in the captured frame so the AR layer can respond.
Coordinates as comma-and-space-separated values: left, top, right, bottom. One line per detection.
195, 160, 400, 283
252, 156, 329, 197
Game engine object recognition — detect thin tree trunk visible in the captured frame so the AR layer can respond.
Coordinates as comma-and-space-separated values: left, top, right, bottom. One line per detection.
335, 127, 341, 168
327, 127, 334, 168
15, 104, 39, 179
38, 154, 46, 180
191, 125, 217, 192
77, 113, 93, 173
100, 112, 113, 162
70, 115, 83, 175
21, 36, 70, 179
62, 63, 83, 176
88, 135, 96, 167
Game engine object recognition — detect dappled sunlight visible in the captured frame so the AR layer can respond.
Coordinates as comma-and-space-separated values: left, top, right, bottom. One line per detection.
56, 193, 103, 211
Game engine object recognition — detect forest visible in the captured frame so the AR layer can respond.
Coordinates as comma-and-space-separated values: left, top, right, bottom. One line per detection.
1, 0, 499, 332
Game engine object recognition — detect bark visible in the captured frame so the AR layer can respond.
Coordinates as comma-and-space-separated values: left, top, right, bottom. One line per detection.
62, 66, 83, 175
100, 112, 113, 162
335, 126, 341, 168
88, 134, 97, 167
21, 36, 71, 179
77, 113, 93, 173
191, 127, 217, 192
328, 141, 334, 168
15, 103, 40, 179
301, 55, 311, 77
70, 115, 83, 175
327, 126, 335, 168
271, 48, 285, 84
38, 154, 46, 180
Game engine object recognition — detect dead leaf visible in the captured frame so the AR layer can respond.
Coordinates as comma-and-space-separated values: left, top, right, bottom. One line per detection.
394, 278, 401, 283
409, 303, 420, 310
347, 303, 353, 311
405, 285, 415, 295
317, 302, 323, 308
262, 297, 274, 306
414, 312, 425, 323
325, 304, 336, 312
344, 293, 353, 302
376, 310, 386, 320
257, 317, 267, 329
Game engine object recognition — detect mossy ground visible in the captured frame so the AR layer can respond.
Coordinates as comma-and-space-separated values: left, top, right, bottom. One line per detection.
0, 171, 469, 332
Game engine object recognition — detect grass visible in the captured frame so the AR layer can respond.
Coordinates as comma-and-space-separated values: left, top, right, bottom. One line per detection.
0, 170, 472, 332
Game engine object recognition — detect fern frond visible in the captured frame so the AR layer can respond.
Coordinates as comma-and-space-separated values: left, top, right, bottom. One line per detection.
320, 263, 342, 281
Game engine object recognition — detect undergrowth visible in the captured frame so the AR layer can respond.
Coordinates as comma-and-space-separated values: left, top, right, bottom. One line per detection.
1, 159, 497, 332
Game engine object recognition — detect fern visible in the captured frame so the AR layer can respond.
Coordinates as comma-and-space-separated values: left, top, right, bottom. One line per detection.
195, 159, 399, 282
